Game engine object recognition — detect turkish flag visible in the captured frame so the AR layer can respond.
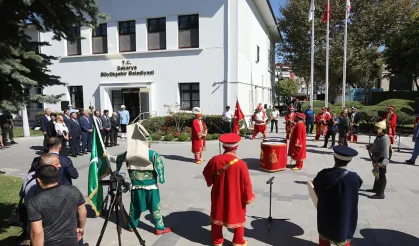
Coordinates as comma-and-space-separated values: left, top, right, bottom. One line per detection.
323, 2, 332, 23
232, 99, 245, 134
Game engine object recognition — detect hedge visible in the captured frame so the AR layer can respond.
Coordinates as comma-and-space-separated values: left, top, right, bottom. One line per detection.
177, 134, 189, 142
371, 91, 419, 105
163, 134, 174, 141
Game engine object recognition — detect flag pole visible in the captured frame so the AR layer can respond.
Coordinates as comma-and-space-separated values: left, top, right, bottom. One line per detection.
342, 0, 348, 109
309, 0, 315, 109
325, 0, 330, 108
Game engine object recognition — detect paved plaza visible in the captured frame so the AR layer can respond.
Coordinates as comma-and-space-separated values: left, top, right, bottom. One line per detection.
1, 122, 419, 245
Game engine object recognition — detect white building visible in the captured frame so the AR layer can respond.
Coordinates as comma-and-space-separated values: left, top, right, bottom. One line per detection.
25, 0, 280, 121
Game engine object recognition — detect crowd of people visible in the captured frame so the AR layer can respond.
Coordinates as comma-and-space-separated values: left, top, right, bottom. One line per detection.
40, 104, 131, 157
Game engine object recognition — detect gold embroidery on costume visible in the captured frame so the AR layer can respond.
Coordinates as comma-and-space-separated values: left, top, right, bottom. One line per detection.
131, 171, 154, 181
269, 151, 278, 163
153, 203, 164, 228
211, 218, 246, 229
260, 150, 264, 160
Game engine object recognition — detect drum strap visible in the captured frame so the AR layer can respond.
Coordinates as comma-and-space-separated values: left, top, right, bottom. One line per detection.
213, 158, 239, 180
324, 170, 349, 190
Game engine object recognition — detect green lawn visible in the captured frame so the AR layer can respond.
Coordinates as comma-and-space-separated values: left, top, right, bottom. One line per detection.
0, 175, 23, 244
13, 127, 44, 138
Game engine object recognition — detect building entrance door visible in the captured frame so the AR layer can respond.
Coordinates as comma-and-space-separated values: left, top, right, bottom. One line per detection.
115, 88, 149, 123
123, 91, 140, 123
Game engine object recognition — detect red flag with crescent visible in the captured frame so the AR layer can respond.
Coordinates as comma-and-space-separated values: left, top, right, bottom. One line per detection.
232, 99, 245, 134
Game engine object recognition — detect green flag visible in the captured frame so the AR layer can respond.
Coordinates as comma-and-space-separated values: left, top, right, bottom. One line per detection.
88, 127, 111, 216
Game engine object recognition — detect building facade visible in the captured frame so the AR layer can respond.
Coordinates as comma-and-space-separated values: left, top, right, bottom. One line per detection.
25, 0, 280, 121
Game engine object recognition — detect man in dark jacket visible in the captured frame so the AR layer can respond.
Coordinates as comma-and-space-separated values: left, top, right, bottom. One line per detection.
46, 113, 57, 138
100, 110, 111, 147
0, 110, 16, 145
40, 108, 51, 151
313, 146, 362, 246
30, 137, 79, 185
110, 112, 120, 146
338, 110, 350, 146
68, 112, 82, 157
80, 110, 93, 154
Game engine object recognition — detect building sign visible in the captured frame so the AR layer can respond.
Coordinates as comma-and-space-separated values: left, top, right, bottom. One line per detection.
100, 60, 154, 78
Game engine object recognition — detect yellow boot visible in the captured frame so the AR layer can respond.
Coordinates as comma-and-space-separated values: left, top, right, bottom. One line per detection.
233, 241, 248, 246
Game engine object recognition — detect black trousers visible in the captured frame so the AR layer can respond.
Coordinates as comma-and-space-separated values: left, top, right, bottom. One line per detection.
110, 128, 118, 145
270, 120, 278, 133
373, 166, 387, 195
102, 130, 110, 145
323, 129, 337, 147
339, 132, 348, 146
121, 124, 127, 133
222, 121, 232, 133
306, 121, 314, 134
70, 136, 81, 154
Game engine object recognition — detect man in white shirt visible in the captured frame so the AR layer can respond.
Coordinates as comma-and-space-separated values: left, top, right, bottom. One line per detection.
270, 106, 280, 133
222, 106, 234, 133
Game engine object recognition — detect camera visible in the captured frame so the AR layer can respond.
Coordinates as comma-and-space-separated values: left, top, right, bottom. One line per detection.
99, 171, 131, 193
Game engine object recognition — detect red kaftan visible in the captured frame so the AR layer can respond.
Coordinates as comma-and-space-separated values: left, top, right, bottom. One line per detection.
382, 112, 397, 138
288, 121, 307, 161
316, 113, 330, 135
285, 112, 296, 134
192, 119, 206, 153
203, 153, 255, 228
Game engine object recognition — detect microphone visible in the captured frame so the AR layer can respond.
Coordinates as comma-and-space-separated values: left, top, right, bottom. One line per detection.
266, 176, 275, 184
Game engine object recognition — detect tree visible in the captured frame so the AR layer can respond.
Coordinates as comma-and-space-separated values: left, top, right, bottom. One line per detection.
276, 78, 299, 101
0, 0, 107, 112
277, 0, 415, 99
384, 13, 419, 90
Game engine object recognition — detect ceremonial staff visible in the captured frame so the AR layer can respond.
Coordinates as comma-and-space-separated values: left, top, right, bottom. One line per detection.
209, 122, 225, 154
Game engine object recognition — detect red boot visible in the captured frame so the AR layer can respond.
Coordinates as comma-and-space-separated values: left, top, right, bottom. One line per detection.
156, 227, 172, 235
353, 135, 358, 143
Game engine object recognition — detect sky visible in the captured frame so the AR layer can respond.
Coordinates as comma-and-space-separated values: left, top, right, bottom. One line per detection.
270, 0, 286, 19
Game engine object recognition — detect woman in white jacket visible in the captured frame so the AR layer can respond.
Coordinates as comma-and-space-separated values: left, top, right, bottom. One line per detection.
55, 115, 69, 155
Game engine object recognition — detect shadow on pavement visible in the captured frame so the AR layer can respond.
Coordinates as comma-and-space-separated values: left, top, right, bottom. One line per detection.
242, 158, 260, 171
161, 155, 195, 163
145, 210, 215, 245
306, 149, 332, 155
30, 145, 45, 155
244, 218, 317, 245
0, 203, 23, 246
294, 181, 307, 185
351, 228, 419, 245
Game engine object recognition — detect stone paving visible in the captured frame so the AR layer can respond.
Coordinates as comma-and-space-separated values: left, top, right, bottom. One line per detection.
1, 121, 419, 245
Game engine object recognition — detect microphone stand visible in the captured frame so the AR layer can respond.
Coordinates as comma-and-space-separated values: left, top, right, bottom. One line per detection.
210, 122, 225, 154
250, 176, 288, 234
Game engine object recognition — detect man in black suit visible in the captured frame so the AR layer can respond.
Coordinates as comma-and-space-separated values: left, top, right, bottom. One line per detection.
80, 110, 93, 154
100, 110, 111, 147
68, 112, 82, 157
29, 137, 79, 185
46, 113, 57, 138
63, 109, 71, 125
40, 108, 51, 152
110, 111, 120, 146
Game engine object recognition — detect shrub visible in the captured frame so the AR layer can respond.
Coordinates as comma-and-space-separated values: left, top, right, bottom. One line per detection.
172, 131, 181, 138
178, 134, 189, 142
212, 133, 221, 140
239, 128, 248, 136
163, 134, 174, 141
203, 115, 224, 134
183, 126, 192, 134
206, 134, 213, 140
335, 101, 364, 109
141, 117, 165, 134
150, 133, 162, 141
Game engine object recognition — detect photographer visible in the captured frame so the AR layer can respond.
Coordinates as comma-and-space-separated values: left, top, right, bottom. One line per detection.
322, 113, 339, 148
104, 137, 171, 235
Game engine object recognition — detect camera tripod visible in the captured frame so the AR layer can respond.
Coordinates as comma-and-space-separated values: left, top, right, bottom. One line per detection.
96, 180, 146, 246
250, 176, 288, 234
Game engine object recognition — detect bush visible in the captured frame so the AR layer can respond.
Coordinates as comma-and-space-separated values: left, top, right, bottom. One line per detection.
163, 134, 174, 141
334, 101, 365, 109
203, 115, 224, 134
239, 128, 248, 136
212, 133, 221, 140
206, 134, 213, 140
172, 131, 181, 138
150, 133, 162, 141
178, 134, 189, 142
141, 117, 165, 134
183, 126, 192, 134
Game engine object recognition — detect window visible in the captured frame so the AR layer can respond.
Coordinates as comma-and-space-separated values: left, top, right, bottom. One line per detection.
148, 18, 166, 50
69, 86, 84, 109
179, 83, 200, 110
119, 20, 136, 52
67, 26, 81, 56
92, 23, 108, 54
178, 14, 199, 48
256, 45, 260, 63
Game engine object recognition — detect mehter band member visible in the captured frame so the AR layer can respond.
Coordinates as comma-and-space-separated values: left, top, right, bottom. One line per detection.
366, 120, 391, 199
105, 137, 171, 235
203, 133, 255, 246
347, 107, 360, 143
315, 107, 330, 141
251, 103, 267, 139
288, 112, 307, 170
285, 105, 296, 140
382, 105, 397, 144
313, 146, 362, 246
192, 107, 207, 164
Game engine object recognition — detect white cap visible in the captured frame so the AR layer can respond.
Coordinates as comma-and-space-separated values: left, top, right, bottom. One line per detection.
121, 105, 126, 108
192, 107, 202, 115
68, 104, 73, 107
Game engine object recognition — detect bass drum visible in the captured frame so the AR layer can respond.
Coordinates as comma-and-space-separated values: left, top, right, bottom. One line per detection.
260, 142, 288, 172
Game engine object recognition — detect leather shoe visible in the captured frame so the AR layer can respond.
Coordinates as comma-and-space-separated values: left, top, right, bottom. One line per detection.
405, 159, 415, 165
70, 153, 77, 157
365, 189, 376, 193
368, 194, 385, 199
83, 151, 88, 154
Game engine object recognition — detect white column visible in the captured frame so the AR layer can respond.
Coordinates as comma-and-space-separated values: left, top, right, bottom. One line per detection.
227, 0, 239, 108
21, 106, 30, 137
80, 27, 92, 55
136, 18, 147, 52
107, 22, 119, 54
166, 15, 178, 50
